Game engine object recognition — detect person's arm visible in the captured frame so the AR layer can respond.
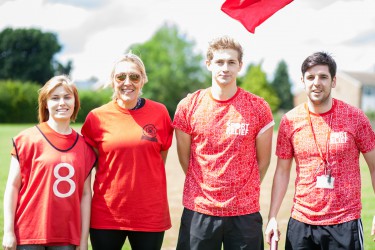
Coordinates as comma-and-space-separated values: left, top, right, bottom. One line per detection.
161, 150, 169, 165
77, 175, 92, 250
256, 127, 273, 182
362, 148, 375, 241
175, 129, 191, 175
265, 157, 293, 245
2, 156, 22, 250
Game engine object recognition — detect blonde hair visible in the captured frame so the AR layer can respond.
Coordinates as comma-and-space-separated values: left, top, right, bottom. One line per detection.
38, 75, 80, 122
109, 52, 148, 100
206, 36, 243, 63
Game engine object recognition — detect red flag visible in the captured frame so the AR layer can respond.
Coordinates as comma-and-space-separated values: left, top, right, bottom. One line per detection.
221, 0, 293, 33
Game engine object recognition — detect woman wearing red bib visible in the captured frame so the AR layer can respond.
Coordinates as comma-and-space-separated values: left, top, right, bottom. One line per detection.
2, 76, 96, 250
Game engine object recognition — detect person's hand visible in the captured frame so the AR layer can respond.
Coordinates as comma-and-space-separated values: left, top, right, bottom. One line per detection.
76, 241, 88, 250
371, 215, 375, 242
265, 217, 280, 245
2, 231, 17, 250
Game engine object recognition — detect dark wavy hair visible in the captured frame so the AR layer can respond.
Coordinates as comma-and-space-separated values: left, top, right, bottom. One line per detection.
301, 52, 337, 78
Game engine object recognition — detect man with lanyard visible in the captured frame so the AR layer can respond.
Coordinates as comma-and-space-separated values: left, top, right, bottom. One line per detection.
265, 51, 375, 250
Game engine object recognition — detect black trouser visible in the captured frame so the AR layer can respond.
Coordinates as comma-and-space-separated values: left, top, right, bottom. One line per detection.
176, 208, 264, 250
90, 228, 165, 250
285, 217, 363, 250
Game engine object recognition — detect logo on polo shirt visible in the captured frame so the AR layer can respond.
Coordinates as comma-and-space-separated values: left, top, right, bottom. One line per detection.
142, 124, 158, 142
226, 121, 249, 136
330, 132, 348, 144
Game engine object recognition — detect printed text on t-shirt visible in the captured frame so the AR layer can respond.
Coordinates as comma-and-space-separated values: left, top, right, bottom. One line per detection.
226, 121, 250, 135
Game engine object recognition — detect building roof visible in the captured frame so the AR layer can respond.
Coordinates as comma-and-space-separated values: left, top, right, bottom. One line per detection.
342, 71, 375, 87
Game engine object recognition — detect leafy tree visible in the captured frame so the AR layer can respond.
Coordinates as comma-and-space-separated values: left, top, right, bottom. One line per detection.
0, 80, 40, 123
54, 60, 73, 76
76, 88, 112, 123
240, 63, 280, 112
128, 23, 209, 116
271, 60, 293, 110
0, 27, 71, 84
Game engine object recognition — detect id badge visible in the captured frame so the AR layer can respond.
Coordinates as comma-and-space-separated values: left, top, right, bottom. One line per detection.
316, 175, 334, 189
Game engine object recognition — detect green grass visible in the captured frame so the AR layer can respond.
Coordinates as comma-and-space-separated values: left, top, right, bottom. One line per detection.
360, 155, 375, 249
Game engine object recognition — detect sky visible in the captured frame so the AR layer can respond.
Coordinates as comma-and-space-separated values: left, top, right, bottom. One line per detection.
1, 0, 375, 91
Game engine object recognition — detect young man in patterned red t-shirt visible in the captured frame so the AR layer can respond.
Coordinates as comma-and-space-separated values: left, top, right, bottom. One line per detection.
173, 36, 274, 250
265, 52, 375, 250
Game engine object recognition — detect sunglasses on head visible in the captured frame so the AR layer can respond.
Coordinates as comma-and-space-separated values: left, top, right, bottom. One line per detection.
115, 73, 141, 84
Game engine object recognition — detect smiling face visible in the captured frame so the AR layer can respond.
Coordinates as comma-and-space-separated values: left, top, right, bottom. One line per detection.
113, 61, 144, 109
302, 64, 336, 111
46, 85, 75, 122
206, 49, 242, 88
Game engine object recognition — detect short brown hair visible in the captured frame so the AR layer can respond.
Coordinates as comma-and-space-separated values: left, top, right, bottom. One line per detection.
38, 75, 80, 122
301, 51, 337, 78
206, 36, 243, 63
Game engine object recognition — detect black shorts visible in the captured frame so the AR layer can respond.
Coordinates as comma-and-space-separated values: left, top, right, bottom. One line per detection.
285, 217, 363, 250
176, 208, 264, 250
90, 228, 165, 250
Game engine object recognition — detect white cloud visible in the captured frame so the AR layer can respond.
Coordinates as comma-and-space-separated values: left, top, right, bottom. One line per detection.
1, 0, 375, 87
0, 0, 89, 30
47, 0, 107, 9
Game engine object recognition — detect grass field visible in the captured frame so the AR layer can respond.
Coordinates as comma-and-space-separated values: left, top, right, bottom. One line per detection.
0, 123, 374, 249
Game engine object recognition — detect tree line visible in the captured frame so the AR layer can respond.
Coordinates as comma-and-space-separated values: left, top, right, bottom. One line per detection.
0, 24, 293, 123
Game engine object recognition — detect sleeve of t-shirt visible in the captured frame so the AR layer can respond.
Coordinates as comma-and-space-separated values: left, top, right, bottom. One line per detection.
172, 95, 192, 135
355, 110, 375, 153
256, 98, 275, 138
81, 112, 99, 149
276, 114, 294, 159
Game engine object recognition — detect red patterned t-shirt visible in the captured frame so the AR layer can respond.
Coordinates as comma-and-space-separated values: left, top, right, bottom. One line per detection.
173, 87, 274, 216
277, 99, 375, 225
